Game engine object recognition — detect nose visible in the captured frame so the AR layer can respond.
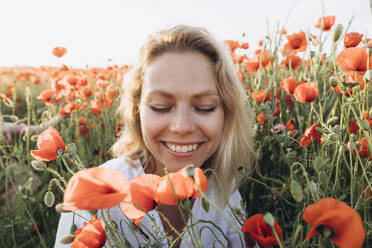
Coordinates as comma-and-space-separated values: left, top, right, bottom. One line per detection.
169, 106, 196, 134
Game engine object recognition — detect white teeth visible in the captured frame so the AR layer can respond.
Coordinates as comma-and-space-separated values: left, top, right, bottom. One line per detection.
176, 146, 182, 152
165, 142, 199, 153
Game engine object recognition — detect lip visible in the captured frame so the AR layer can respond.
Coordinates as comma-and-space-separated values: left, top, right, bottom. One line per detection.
161, 141, 202, 158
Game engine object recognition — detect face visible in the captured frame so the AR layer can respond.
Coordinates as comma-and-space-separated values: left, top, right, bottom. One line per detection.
139, 51, 224, 175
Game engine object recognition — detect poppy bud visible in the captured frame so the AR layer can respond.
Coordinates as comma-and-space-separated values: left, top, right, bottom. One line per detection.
55, 203, 70, 213
310, 51, 316, 58
263, 212, 275, 228
290, 180, 304, 202
363, 69, 372, 82
31, 160, 47, 171
347, 141, 356, 152
326, 116, 338, 125
44, 191, 55, 207
332, 24, 343, 42
59, 234, 75, 244
359, 120, 370, 130
328, 76, 339, 87
350, 134, 357, 140
66, 143, 78, 154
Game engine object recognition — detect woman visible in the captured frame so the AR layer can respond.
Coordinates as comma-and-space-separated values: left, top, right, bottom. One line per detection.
55, 25, 255, 247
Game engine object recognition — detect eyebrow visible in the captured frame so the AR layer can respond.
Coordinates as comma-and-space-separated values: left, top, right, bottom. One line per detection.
147, 90, 219, 99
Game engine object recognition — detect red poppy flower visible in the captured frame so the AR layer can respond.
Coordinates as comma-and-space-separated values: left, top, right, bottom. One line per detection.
358, 137, 370, 158
90, 100, 102, 118
63, 167, 129, 211
36, 89, 57, 106
281, 31, 307, 54
256, 112, 268, 124
362, 112, 372, 127
58, 102, 77, 116
293, 82, 318, 103
71, 216, 106, 248
282, 53, 302, 71
52, 46, 67, 58
285, 119, 296, 131
242, 214, 282, 247
303, 198, 366, 248
336, 47, 372, 72
348, 119, 359, 134
240, 42, 249, 49
120, 166, 208, 226
30, 127, 66, 161
224, 40, 240, 52
244, 51, 271, 71
154, 166, 208, 205
280, 76, 300, 94
315, 16, 336, 31
344, 32, 363, 48
285, 95, 294, 110
300, 123, 322, 147
119, 174, 160, 224
251, 90, 272, 103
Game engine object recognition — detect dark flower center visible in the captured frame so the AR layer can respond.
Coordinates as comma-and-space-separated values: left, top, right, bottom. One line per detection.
316, 224, 335, 238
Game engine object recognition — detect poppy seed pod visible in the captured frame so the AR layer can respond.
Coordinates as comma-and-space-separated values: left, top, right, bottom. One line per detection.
363, 69, 372, 82
31, 160, 47, 171
332, 24, 343, 43
329, 76, 339, 87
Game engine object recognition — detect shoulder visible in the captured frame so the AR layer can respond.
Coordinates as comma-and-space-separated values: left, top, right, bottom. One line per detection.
99, 156, 144, 180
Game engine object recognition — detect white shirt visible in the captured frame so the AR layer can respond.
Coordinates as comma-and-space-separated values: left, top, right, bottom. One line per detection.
54, 156, 246, 247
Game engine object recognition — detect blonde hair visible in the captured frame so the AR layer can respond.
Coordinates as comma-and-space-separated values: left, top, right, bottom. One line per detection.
112, 25, 255, 191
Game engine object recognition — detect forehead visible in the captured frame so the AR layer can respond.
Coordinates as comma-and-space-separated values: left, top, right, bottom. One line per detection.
142, 51, 219, 97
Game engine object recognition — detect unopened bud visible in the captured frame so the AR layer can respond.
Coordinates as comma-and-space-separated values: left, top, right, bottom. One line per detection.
44, 191, 55, 207
59, 234, 75, 244
329, 76, 339, 87
360, 120, 370, 130
363, 70, 372, 83
332, 24, 343, 42
31, 160, 47, 171
263, 212, 275, 228
347, 141, 356, 152
55, 203, 70, 213
326, 116, 338, 125
310, 51, 316, 58
66, 143, 78, 154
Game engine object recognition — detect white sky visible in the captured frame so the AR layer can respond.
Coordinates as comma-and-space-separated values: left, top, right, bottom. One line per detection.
0, 0, 371, 68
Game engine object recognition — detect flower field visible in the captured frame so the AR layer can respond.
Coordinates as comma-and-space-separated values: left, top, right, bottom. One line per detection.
0, 16, 371, 247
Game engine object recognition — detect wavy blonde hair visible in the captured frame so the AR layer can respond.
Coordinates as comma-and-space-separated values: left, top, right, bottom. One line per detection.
112, 25, 255, 191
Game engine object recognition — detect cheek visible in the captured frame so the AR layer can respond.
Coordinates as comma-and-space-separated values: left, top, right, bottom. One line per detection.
140, 108, 165, 143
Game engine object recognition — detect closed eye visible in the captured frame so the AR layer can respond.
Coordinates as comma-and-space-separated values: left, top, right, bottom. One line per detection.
195, 107, 216, 113
150, 106, 171, 112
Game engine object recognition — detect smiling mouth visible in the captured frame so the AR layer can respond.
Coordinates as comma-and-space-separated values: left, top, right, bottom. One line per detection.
161, 141, 202, 153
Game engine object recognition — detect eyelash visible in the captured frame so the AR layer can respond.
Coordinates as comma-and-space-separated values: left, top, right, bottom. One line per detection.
150, 106, 216, 113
